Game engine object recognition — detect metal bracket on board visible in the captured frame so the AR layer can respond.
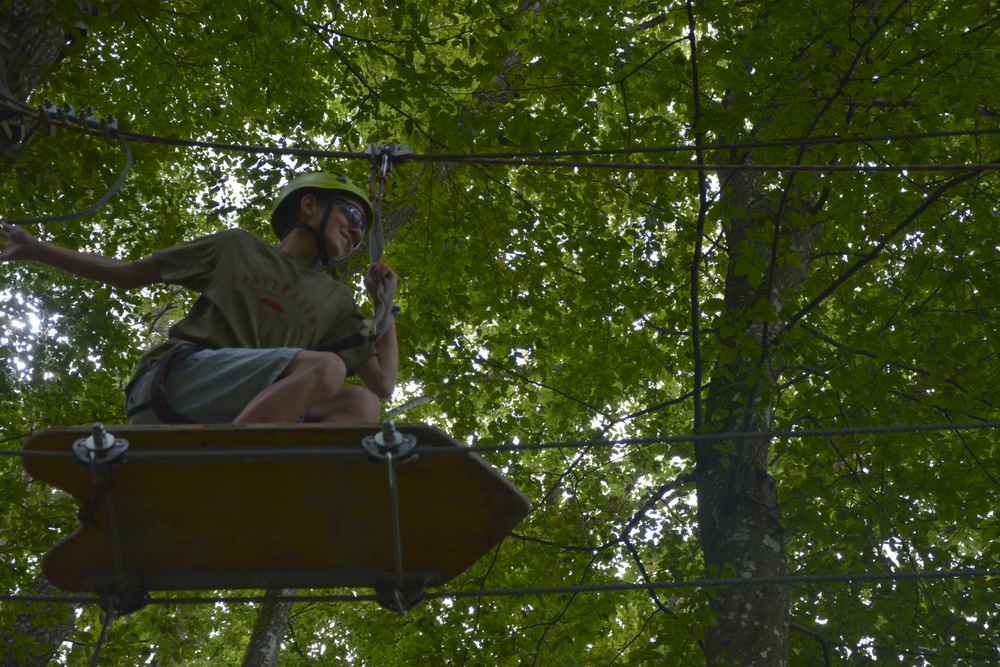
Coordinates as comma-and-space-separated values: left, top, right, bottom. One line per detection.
72, 423, 128, 465
361, 422, 425, 613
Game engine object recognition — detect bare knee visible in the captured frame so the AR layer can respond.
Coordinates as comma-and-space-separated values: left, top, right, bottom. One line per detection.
303, 384, 381, 424
284, 351, 346, 402
358, 386, 381, 422
341, 385, 381, 422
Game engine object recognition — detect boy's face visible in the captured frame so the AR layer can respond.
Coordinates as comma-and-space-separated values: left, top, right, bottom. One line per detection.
301, 193, 368, 259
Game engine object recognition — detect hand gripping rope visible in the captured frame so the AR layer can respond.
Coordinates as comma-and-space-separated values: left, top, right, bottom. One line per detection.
366, 143, 412, 337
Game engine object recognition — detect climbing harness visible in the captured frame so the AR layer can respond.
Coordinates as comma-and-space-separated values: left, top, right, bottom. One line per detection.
123, 343, 203, 424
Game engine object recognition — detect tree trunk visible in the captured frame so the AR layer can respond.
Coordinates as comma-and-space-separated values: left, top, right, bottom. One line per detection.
0, 0, 67, 161
0, 4, 82, 657
241, 588, 295, 667
0, 0, 68, 101
696, 167, 820, 665
0, 575, 76, 667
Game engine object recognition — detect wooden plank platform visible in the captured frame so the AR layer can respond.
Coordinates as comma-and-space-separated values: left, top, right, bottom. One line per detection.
23, 424, 531, 597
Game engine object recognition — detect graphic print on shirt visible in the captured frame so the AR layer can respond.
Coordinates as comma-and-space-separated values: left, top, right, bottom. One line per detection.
231, 271, 323, 344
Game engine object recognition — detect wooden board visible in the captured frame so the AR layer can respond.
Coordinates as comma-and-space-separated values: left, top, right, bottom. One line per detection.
23, 424, 531, 598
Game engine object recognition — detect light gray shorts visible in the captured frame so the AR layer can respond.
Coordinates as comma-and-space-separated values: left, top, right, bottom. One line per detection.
125, 347, 301, 424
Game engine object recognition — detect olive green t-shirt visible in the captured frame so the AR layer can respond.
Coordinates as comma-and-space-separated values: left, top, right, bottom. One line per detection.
136, 229, 374, 373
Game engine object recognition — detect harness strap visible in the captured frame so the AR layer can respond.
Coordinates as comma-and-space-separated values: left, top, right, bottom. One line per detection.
297, 199, 336, 268
316, 333, 368, 355
126, 344, 202, 423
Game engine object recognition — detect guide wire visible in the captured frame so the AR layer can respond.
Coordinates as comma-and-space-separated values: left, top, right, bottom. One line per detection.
3, 568, 997, 607
410, 127, 1000, 159
0, 97, 368, 160
415, 158, 1000, 173
1, 102, 997, 173
4, 421, 1000, 461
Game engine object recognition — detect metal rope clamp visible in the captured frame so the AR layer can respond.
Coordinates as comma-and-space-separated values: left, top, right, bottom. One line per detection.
73, 424, 146, 616
365, 143, 414, 176
72, 423, 128, 465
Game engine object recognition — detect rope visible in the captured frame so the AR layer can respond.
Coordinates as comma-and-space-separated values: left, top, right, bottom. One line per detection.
1, 140, 133, 226
3, 568, 997, 607
4, 420, 1000, 461
0, 96, 366, 160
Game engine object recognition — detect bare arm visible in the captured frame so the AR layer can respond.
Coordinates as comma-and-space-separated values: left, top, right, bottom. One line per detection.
358, 318, 398, 399
0, 221, 161, 289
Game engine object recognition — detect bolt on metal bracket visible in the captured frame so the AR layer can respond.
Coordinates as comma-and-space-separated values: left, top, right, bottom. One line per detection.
360, 422, 425, 612
361, 422, 418, 463
72, 423, 128, 465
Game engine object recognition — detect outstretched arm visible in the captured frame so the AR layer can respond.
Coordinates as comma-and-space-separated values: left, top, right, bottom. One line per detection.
0, 221, 161, 289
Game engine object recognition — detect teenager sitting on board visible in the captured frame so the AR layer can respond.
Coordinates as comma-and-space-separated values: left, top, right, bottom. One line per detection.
0, 173, 398, 426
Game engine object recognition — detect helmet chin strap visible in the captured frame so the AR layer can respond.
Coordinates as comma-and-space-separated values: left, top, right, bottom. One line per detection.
295, 199, 337, 268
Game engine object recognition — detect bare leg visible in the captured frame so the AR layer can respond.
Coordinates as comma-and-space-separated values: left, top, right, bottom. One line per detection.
304, 384, 381, 426
234, 351, 346, 424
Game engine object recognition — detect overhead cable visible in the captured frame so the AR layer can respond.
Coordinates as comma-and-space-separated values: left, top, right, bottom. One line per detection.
416, 158, 1000, 173
2, 102, 997, 173
2, 568, 996, 607
4, 421, 1000, 462
414, 127, 1000, 160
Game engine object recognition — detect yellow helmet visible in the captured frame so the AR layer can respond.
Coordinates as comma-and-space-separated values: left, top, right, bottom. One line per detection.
270, 173, 373, 240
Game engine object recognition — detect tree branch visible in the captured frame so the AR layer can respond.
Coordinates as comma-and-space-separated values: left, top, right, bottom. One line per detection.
528, 551, 601, 667
607, 607, 663, 664
760, 0, 914, 366
790, 622, 833, 667
784, 165, 989, 332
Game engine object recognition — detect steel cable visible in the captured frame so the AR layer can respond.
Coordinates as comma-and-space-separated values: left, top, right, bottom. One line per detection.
3, 420, 1000, 461
2, 101, 998, 173
2, 568, 997, 607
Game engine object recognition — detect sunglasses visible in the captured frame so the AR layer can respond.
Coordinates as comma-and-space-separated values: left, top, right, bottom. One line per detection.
330, 198, 368, 238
